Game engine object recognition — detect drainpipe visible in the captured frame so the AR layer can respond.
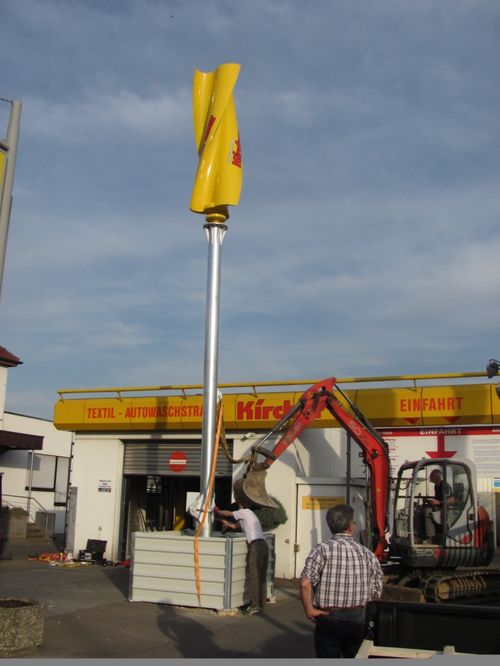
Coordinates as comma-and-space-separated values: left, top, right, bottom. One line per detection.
27, 450, 34, 523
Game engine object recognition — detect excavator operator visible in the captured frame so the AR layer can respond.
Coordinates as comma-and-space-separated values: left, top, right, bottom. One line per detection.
415, 469, 455, 542
429, 469, 454, 506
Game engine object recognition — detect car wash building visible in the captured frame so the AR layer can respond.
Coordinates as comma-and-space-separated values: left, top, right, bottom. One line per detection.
53, 376, 500, 579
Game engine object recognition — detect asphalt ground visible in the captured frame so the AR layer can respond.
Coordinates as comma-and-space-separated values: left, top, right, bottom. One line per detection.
2, 537, 500, 663
0, 537, 315, 660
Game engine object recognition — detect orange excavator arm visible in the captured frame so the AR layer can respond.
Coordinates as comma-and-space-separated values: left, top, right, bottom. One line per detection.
234, 377, 391, 561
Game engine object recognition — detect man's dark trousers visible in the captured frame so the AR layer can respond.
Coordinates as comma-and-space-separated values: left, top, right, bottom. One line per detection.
314, 608, 365, 658
247, 539, 269, 609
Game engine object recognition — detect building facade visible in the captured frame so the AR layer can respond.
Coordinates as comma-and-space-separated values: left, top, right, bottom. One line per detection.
1, 345, 73, 542
54, 379, 500, 578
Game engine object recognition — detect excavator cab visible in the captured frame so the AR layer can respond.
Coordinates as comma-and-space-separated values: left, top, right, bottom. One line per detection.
390, 458, 493, 568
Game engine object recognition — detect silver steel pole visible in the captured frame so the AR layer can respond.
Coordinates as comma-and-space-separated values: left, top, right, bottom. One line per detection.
27, 450, 34, 524
199, 219, 227, 537
0, 99, 22, 300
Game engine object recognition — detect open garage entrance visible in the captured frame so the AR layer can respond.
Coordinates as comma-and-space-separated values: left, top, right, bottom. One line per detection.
119, 438, 234, 559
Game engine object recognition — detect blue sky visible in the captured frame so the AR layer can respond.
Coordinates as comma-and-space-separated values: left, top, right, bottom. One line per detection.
1, 0, 499, 419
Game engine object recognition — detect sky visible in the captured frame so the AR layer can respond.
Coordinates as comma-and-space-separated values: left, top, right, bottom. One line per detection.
0, 0, 499, 420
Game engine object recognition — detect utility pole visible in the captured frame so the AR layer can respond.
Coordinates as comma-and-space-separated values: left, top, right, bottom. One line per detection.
0, 99, 22, 300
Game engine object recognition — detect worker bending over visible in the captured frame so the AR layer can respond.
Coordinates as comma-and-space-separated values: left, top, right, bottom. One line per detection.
214, 497, 268, 615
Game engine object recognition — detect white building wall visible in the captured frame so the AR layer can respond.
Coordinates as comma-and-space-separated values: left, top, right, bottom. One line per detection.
70, 435, 124, 562
0, 412, 73, 534
3, 413, 72, 458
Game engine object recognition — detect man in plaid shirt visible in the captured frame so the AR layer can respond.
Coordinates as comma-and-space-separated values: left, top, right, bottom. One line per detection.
300, 503, 383, 658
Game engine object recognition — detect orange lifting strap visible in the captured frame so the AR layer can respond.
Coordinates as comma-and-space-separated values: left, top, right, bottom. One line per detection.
194, 401, 224, 606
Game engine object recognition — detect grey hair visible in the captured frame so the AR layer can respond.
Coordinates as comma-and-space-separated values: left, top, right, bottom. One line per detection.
326, 504, 354, 534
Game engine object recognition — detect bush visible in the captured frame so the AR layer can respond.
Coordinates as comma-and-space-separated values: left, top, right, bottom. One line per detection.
253, 496, 288, 532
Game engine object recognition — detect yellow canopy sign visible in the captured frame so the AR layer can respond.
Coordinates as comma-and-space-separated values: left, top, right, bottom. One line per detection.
53, 383, 500, 432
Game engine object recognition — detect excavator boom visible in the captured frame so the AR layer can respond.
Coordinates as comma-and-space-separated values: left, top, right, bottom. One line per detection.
235, 377, 391, 560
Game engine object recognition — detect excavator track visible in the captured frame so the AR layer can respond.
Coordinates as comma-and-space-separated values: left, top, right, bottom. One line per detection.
423, 569, 500, 603
383, 567, 500, 603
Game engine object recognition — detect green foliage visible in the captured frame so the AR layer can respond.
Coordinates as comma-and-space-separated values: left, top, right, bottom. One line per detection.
253, 496, 288, 532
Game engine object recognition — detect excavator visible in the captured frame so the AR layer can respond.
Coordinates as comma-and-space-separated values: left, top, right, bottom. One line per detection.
233, 377, 499, 603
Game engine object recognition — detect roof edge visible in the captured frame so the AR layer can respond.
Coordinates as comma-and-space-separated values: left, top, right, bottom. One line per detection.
0, 345, 22, 367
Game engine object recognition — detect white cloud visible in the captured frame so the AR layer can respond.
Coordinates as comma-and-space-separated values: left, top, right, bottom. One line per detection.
1, 0, 499, 418
23, 89, 191, 142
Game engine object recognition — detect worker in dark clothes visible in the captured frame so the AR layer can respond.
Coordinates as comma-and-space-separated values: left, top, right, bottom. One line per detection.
424, 468, 455, 539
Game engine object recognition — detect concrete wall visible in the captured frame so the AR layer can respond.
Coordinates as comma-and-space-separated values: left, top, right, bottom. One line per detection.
0, 412, 73, 534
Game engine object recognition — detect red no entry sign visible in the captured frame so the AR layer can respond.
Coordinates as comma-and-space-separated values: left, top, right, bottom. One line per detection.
169, 451, 187, 473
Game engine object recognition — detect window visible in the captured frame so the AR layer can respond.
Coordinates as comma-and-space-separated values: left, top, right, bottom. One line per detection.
146, 476, 162, 494
26, 453, 70, 506
55, 457, 70, 504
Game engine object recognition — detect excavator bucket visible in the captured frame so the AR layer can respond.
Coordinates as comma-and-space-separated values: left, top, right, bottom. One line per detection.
233, 468, 279, 509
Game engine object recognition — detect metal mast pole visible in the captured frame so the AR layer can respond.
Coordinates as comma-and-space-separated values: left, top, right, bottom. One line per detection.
199, 212, 227, 536
189, 63, 242, 535
0, 99, 22, 300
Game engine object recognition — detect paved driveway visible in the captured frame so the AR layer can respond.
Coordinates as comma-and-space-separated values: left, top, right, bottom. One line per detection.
0, 538, 314, 659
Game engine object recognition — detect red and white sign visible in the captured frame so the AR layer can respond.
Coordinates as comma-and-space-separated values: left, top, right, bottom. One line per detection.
169, 451, 187, 473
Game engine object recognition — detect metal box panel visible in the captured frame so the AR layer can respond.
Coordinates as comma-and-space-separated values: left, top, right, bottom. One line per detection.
129, 531, 275, 611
